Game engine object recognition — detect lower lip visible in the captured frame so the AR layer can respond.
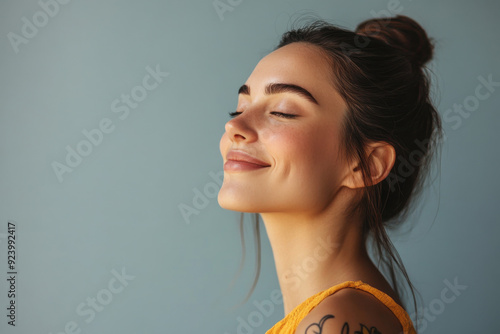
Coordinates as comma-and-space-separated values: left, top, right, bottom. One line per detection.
224, 160, 270, 172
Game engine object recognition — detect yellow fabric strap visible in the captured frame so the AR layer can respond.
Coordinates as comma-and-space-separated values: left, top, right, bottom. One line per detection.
265, 280, 416, 334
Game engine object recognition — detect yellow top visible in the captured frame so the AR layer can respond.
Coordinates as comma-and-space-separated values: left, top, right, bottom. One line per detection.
265, 280, 416, 334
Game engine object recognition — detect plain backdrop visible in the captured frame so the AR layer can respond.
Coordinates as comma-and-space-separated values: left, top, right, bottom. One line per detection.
0, 0, 499, 333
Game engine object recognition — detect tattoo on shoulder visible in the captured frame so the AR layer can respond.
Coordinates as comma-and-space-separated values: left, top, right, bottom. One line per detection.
304, 314, 382, 334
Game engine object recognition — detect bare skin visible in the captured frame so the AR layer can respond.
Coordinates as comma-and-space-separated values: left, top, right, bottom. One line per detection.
218, 42, 402, 332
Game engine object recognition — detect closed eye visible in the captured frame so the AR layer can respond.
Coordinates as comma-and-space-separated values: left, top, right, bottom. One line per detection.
270, 111, 297, 119
228, 111, 298, 119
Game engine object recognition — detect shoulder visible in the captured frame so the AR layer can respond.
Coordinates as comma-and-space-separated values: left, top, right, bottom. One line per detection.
294, 287, 403, 334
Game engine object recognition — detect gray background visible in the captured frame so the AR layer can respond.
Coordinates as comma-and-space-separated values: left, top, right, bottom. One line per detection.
0, 0, 498, 333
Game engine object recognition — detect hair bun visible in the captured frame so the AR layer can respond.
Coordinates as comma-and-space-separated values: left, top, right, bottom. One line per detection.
355, 15, 434, 68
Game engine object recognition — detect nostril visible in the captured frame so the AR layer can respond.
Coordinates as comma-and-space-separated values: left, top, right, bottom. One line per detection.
233, 133, 246, 141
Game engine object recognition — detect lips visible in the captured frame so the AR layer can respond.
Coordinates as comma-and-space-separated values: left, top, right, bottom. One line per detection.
224, 150, 271, 172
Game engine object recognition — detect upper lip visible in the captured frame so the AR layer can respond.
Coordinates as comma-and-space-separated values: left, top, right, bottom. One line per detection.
226, 149, 271, 167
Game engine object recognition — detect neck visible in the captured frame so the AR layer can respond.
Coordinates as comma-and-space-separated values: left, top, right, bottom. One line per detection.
260, 198, 374, 315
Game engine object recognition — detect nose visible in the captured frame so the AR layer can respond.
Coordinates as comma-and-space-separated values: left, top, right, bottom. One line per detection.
224, 112, 257, 143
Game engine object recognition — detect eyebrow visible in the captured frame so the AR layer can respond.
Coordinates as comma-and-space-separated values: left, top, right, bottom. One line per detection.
238, 82, 319, 105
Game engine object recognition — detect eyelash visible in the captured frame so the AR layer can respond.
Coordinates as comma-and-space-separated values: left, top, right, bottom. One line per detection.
228, 111, 297, 119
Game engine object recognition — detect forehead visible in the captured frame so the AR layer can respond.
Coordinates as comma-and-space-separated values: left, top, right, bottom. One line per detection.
245, 42, 343, 107
249, 42, 331, 84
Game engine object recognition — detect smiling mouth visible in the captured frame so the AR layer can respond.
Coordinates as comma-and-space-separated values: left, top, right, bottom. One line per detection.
223, 160, 271, 172
224, 149, 271, 172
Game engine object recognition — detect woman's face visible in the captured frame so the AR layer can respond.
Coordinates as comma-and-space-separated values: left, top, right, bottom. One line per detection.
218, 42, 351, 214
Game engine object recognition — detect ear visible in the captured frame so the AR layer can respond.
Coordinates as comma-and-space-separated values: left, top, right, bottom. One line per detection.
341, 141, 396, 189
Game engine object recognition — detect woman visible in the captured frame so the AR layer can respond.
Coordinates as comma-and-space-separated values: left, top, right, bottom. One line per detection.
218, 14, 443, 334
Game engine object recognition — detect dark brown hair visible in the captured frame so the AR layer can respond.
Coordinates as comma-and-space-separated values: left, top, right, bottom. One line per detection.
228, 14, 443, 330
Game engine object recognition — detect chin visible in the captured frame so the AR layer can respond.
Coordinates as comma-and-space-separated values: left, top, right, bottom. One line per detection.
217, 190, 265, 213
217, 196, 253, 213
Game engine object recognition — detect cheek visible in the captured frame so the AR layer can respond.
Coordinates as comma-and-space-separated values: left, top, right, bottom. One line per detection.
263, 123, 342, 211
264, 124, 338, 175
310, 127, 343, 183
262, 125, 307, 171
